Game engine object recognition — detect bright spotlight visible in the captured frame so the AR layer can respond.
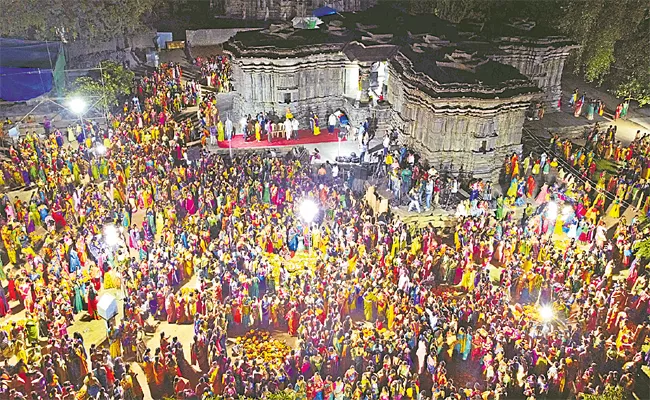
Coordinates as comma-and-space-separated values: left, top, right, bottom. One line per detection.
299, 199, 319, 224
103, 224, 120, 247
68, 97, 87, 115
546, 201, 557, 220
95, 144, 107, 155
538, 305, 554, 323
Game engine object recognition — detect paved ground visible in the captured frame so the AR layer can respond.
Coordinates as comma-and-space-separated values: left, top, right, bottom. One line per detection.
559, 74, 650, 142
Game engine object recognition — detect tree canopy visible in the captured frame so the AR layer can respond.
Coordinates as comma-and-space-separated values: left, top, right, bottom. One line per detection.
0, 0, 156, 42
390, 0, 650, 106
66, 61, 135, 115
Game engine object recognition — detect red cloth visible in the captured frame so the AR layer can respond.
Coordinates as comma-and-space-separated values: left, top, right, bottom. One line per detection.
218, 128, 344, 149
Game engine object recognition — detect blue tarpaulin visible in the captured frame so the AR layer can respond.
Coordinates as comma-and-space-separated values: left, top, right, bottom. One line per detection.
0, 67, 53, 102
0, 38, 65, 101
313, 6, 337, 17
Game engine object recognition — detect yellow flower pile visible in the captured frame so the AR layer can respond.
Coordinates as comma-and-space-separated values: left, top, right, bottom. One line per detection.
354, 327, 395, 343
263, 252, 319, 275
233, 330, 291, 369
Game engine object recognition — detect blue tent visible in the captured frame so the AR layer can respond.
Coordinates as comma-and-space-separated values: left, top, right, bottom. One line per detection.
0, 67, 54, 101
0, 38, 66, 102
313, 6, 337, 17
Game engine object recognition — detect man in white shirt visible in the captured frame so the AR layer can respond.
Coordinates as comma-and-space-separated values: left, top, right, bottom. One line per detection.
383, 134, 390, 157
328, 113, 337, 135
292, 118, 299, 140
284, 119, 293, 141
225, 118, 233, 140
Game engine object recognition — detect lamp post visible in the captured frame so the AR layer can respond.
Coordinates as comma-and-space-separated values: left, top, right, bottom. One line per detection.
538, 305, 555, 324
299, 199, 319, 252
537, 304, 555, 336
95, 144, 107, 157
68, 97, 87, 140
103, 224, 121, 248
101, 224, 126, 323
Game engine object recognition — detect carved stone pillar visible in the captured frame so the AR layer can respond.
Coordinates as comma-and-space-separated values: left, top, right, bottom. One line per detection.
344, 65, 360, 100
359, 66, 371, 104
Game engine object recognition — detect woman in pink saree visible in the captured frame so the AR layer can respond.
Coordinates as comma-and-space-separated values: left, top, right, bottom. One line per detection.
185, 193, 197, 215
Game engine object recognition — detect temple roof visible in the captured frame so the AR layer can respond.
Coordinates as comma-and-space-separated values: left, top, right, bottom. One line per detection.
224, 4, 571, 99
343, 42, 399, 62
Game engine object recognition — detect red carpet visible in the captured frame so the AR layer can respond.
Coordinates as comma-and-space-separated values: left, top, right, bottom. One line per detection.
217, 128, 345, 148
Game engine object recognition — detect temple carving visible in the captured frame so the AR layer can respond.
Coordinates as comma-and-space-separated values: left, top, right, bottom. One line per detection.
223, 5, 578, 180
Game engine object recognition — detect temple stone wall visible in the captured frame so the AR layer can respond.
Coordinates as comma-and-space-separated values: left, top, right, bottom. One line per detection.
224, 0, 376, 20
387, 69, 534, 181
490, 41, 577, 111
230, 52, 352, 123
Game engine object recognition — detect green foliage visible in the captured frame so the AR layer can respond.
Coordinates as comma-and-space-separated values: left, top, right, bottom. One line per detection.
0, 0, 156, 41
583, 44, 616, 84
202, 391, 298, 400
67, 61, 135, 111
633, 238, 650, 260
559, 0, 647, 85
594, 159, 619, 174
615, 77, 650, 107
415, 0, 650, 107
632, 216, 650, 260
579, 385, 625, 400
612, 15, 650, 106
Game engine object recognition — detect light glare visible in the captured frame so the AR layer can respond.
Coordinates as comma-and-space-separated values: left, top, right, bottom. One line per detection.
68, 97, 87, 115
103, 224, 120, 247
299, 199, 318, 224
539, 305, 554, 323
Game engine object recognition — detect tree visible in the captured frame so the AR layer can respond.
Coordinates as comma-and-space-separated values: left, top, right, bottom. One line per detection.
556, 0, 647, 84
611, 14, 650, 106
67, 61, 135, 113
396, 0, 650, 106
0, 0, 156, 42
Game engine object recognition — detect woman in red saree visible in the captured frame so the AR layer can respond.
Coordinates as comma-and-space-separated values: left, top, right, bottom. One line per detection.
265, 232, 274, 254
232, 300, 242, 325
286, 307, 299, 336
270, 184, 279, 206
166, 293, 176, 323
573, 97, 584, 117
614, 103, 622, 120
526, 175, 536, 198
87, 284, 99, 320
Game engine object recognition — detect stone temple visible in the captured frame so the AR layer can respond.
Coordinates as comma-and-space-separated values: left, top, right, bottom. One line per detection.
223, 5, 577, 180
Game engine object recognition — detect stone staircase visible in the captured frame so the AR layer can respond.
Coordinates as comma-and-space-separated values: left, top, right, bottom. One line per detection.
369, 103, 393, 137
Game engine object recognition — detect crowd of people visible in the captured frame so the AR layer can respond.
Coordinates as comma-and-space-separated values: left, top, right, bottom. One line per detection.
194, 56, 232, 94
0, 61, 648, 400
503, 123, 650, 219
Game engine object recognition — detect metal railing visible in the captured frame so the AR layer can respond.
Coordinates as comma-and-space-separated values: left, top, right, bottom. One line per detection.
521, 127, 633, 209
